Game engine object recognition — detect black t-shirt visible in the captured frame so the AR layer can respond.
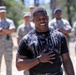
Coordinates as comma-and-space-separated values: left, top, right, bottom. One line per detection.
17, 29, 68, 74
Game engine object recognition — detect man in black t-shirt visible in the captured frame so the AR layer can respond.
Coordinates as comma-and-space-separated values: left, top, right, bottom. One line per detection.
16, 7, 75, 75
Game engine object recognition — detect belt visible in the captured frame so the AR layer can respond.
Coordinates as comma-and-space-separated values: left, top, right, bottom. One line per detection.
30, 68, 62, 75
34, 72, 58, 75
31, 70, 62, 75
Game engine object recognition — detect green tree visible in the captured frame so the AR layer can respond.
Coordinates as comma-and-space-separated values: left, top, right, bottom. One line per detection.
0, 0, 25, 29
53, 0, 76, 26
0, 0, 3, 5
65, 0, 76, 26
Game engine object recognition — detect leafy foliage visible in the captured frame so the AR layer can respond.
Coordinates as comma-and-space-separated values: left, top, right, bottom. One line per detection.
56, 0, 76, 26
0, 0, 25, 29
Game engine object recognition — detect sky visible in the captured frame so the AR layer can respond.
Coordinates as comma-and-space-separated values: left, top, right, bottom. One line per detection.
24, 0, 51, 6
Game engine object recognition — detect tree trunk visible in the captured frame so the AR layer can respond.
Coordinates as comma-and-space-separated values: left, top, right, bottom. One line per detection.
0, 0, 3, 5
34, 0, 39, 7
21, 0, 24, 4
50, 0, 56, 18
67, 0, 72, 26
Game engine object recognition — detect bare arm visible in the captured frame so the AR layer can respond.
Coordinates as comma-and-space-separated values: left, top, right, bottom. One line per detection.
0, 29, 15, 35
16, 51, 55, 71
74, 33, 76, 37
61, 53, 75, 75
17, 38, 21, 45
2, 29, 15, 34
58, 29, 71, 35
16, 54, 39, 71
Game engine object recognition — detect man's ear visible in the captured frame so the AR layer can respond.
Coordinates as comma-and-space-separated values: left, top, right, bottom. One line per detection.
32, 19, 34, 23
47, 16, 49, 21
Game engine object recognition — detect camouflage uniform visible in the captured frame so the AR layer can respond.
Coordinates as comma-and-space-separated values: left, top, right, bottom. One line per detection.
49, 18, 71, 45
17, 22, 34, 75
73, 22, 76, 54
0, 18, 15, 75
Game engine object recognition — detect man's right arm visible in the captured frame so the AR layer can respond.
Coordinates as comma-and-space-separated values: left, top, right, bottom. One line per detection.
16, 50, 55, 71
16, 54, 39, 71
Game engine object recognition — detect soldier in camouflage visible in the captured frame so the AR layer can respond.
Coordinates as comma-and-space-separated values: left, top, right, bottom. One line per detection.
0, 6, 15, 75
17, 12, 34, 75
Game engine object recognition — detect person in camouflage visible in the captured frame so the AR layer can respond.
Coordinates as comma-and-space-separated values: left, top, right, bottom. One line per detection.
0, 6, 15, 75
49, 8, 71, 47
17, 12, 34, 75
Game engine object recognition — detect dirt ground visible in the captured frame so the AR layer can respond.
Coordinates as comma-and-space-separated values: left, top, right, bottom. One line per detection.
1, 33, 76, 75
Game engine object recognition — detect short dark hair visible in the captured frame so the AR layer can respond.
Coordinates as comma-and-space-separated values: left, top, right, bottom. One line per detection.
32, 7, 48, 17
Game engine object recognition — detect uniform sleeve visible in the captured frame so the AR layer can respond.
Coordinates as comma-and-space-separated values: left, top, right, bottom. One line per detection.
30, 22, 35, 29
9, 20, 15, 29
73, 22, 76, 34
63, 20, 71, 30
49, 20, 55, 29
60, 34, 69, 54
17, 26, 22, 39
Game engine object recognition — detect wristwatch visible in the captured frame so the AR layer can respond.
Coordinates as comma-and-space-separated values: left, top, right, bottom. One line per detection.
37, 55, 42, 63
0, 27, 2, 31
